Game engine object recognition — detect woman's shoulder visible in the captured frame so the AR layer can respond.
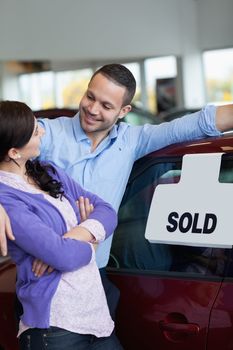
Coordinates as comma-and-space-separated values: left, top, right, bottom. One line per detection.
42, 161, 68, 181
0, 183, 29, 210
41, 161, 76, 193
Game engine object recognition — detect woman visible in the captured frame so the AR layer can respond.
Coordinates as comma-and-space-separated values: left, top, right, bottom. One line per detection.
0, 101, 120, 349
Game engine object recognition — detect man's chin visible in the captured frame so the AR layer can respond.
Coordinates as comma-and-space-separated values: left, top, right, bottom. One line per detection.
80, 117, 97, 131
81, 122, 96, 134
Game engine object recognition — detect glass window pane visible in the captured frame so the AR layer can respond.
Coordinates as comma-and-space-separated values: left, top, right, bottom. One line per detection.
109, 160, 182, 271
203, 48, 233, 104
18, 71, 55, 110
144, 56, 177, 114
55, 68, 93, 108
123, 62, 141, 107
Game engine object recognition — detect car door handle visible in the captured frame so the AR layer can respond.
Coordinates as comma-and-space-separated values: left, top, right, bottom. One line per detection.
159, 321, 200, 335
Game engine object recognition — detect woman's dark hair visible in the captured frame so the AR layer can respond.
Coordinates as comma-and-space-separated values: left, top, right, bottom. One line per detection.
90, 63, 136, 105
0, 100, 64, 198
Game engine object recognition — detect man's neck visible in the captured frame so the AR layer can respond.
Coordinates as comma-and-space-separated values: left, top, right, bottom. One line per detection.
87, 131, 111, 152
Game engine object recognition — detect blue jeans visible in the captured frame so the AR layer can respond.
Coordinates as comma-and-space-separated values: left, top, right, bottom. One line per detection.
19, 327, 123, 350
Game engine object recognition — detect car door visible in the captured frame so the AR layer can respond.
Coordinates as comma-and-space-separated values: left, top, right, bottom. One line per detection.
206, 155, 233, 350
107, 154, 231, 350
0, 256, 18, 350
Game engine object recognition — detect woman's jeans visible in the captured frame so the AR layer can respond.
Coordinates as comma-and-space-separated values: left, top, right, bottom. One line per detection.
19, 326, 123, 350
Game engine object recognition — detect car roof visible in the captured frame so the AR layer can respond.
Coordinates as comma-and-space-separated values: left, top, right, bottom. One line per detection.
146, 132, 233, 159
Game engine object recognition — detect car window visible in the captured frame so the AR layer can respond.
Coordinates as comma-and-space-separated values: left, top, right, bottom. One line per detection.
109, 155, 231, 277
219, 156, 233, 183
219, 155, 233, 278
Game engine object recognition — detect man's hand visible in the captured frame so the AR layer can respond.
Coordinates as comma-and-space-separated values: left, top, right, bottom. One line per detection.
0, 204, 15, 256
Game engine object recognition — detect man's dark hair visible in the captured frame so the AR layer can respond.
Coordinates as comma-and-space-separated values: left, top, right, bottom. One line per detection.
91, 63, 136, 105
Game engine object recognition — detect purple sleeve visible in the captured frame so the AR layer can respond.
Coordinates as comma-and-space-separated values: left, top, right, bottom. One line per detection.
3, 200, 92, 272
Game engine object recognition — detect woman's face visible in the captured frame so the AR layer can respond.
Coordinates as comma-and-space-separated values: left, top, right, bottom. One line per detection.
18, 119, 45, 160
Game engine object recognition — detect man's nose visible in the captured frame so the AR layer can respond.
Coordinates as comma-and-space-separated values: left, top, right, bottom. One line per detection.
88, 101, 99, 114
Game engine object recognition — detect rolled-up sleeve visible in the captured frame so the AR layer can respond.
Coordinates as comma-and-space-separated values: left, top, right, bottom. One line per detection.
198, 105, 222, 136
132, 104, 222, 160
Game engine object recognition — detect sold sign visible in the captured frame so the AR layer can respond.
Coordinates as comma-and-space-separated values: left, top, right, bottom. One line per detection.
145, 153, 232, 248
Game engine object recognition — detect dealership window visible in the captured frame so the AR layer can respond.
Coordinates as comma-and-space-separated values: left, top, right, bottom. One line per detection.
15, 57, 177, 112
18, 64, 139, 111
18, 68, 93, 111
55, 68, 93, 108
122, 62, 141, 108
12, 53, 233, 112
144, 56, 177, 114
203, 48, 233, 104
18, 71, 56, 111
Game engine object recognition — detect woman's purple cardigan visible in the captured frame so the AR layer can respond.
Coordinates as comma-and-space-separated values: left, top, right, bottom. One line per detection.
0, 164, 117, 328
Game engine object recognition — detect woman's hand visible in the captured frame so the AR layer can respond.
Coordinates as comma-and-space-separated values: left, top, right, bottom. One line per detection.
64, 227, 98, 251
32, 258, 54, 277
63, 226, 95, 242
0, 204, 15, 256
64, 196, 95, 242
77, 196, 94, 222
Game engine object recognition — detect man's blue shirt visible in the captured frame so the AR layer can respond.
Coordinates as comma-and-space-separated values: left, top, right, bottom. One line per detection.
38, 105, 221, 268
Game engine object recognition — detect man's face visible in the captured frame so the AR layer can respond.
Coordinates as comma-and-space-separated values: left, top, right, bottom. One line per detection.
79, 73, 131, 138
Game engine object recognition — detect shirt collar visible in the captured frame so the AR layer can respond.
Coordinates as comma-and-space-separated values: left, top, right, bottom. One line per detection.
72, 112, 88, 142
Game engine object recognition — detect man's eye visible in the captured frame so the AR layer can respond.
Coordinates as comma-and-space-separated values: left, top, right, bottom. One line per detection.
87, 94, 94, 100
103, 105, 111, 110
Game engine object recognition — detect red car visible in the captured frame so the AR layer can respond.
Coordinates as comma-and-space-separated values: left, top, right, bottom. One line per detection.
0, 256, 18, 350
1, 131, 233, 349
107, 132, 233, 350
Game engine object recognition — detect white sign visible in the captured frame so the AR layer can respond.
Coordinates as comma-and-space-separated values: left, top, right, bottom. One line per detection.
145, 153, 232, 248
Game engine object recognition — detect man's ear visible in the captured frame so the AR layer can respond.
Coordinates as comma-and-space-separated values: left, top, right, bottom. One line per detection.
118, 105, 132, 120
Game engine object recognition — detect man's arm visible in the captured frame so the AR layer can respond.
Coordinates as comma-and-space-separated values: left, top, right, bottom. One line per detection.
216, 104, 233, 132
0, 204, 15, 256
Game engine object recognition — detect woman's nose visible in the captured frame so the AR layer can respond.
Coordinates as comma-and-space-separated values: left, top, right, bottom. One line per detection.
39, 126, 45, 136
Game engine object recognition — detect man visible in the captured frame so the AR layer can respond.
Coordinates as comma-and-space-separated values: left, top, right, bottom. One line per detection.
1, 63, 233, 320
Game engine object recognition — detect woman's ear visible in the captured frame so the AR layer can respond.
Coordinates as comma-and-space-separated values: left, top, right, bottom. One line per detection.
8, 148, 21, 160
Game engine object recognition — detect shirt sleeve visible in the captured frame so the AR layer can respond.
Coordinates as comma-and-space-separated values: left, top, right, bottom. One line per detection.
131, 105, 222, 160
38, 117, 73, 163
37, 118, 51, 160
